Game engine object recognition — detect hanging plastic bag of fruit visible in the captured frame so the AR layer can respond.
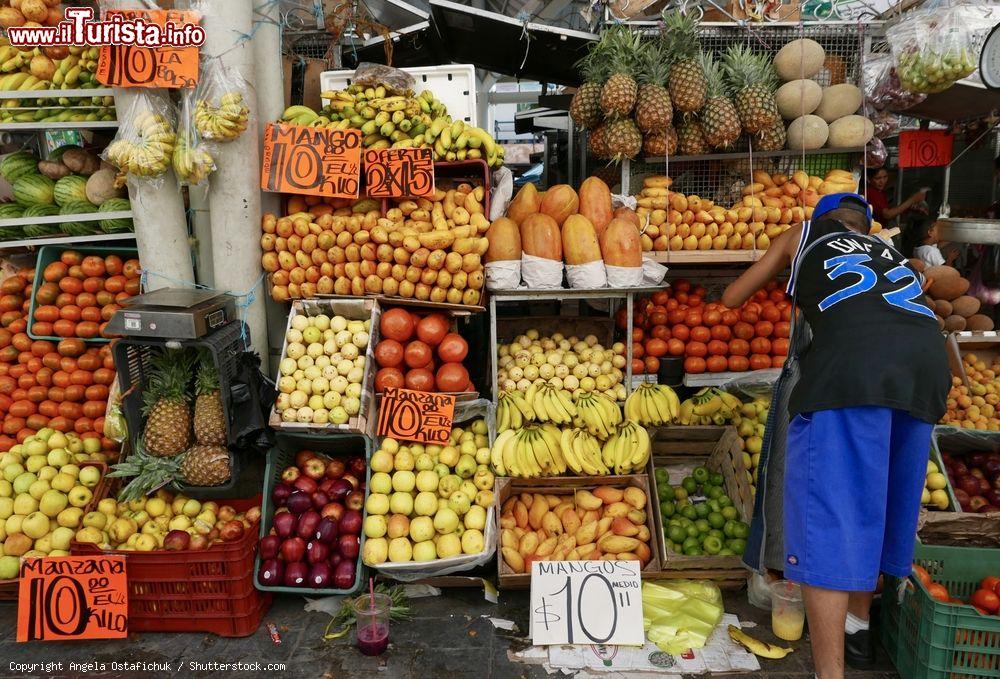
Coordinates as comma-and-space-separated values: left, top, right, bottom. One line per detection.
102, 90, 177, 188
172, 90, 217, 187
353, 62, 417, 96
191, 57, 253, 143
888, 2, 994, 95
863, 53, 926, 112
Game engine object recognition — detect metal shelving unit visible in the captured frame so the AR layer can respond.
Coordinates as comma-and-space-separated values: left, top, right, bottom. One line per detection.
646, 250, 765, 265
0, 121, 118, 131
684, 368, 780, 388
0, 231, 135, 251
0, 210, 132, 230
0, 88, 117, 130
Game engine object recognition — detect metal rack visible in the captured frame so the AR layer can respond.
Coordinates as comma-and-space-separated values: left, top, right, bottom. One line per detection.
0, 231, 136, 251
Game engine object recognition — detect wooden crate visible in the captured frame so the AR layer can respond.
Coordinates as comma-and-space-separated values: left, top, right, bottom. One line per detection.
494, 475, 662, 589
646, 426, 751, 581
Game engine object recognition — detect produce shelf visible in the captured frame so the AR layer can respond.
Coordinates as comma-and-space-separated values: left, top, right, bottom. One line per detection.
646, 250, 764, 264
683, 368, 780, 388
0, 121, 118, 131
488, 285, 664, 302
0, 231, 135, 250
0, 210, 132, 229
642, 147, 865, 164
0, 88, 116, 98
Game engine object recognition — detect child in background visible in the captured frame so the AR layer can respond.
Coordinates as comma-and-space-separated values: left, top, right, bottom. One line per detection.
912, 219, 956, 268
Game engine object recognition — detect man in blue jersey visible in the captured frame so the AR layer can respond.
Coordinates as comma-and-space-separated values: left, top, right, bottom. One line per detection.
722, 193, 949, 679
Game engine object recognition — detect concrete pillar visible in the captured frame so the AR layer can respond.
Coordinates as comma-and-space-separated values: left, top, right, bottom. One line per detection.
107, 0, 194, 291
201, 0, 267, 353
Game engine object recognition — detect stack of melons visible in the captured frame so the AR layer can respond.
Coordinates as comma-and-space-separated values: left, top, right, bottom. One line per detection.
913, 262, 994, 332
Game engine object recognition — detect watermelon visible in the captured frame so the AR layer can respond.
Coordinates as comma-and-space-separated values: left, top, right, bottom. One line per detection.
12, 174, 55, 206
0, 203, 25, 240
0, 151, 40, 183
98, 198, 133, 233
0, 204, 25, 219
53, 175, 89, 207
59, 201, 100, 236
22, 204, 60, 237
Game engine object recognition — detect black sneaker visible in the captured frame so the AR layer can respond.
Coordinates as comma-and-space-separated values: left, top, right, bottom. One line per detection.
845, 628, 876, 670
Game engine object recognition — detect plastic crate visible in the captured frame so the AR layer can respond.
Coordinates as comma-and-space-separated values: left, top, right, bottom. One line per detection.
255, 431, 370, 596
881, 542, 1000, 679
112, 320, 246, 498
71, 497, 270, 637
27, 245, 139, 343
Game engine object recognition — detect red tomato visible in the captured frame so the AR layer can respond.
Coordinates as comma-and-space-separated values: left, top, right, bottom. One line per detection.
645, 339, 668, 358
631, 358, 645, 375
632, 342, 644, 359
971, 589, 1000, 613
707, 339, 729, 356
672, 324, 690, 342
750, 337, 772, 355
665, 298, 679, 311
928, 583, 950, 602
913, 565, 932, 589
750, 354, 772, 371
667, 339, 685, 356
644, 356, 660, 374
374, 339, 404, 368
755, 321, 774, 338
685, 341, 708, 358
675, 292, 689, 305
374, 367, 405, 393
710, 325, 732, 342
437, 333, 468, 363
762, 305, 781, 323
773, 321, 791, 338
632, 327, 645, 343
76, 353, 101, 371
687, 294, 702, 307
674, 280, 691, 293
980, 576, 1000, 593
668, 309, 687, 326
416, 313, 449, 347
690, 326, 711, 343
683, 357, 706, 374
772, 338, 789, 356
741, 308, 760, 324
403, 341, 432, 369
721, 310, 739, 326
436, 363, 469, 392
651, 325, 671, 341
404, 368, 435, 392
706, 356, 728, 373
80, 256, 106, 277
380, 308, 415, 342
703, 310, 722, 327
733, 322, 755, 340
727, 355, 749, 371
771, 355, 785, 368
53, 319, 76, 338
651, 291, 669, 306
729, 339, 750, 356
684, 310, 703, 327
770, 289, 786, 304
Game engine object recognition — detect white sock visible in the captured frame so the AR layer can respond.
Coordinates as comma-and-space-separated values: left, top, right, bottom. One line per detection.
845, 612, 870, 634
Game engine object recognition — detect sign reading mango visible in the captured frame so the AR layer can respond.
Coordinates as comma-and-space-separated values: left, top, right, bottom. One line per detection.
260, 123, 362, 199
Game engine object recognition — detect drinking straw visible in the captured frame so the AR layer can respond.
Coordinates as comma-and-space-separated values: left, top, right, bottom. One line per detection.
369, 577, 375, 610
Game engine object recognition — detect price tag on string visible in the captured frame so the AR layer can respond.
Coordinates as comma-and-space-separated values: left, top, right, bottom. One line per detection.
530, 560, 644, 646
97, 10, 200, 89
364, 148, 435, 198
376, 387, 455, 444
17, 556, 128, 642
898, 130, 954, 168
260, 123, 362, 199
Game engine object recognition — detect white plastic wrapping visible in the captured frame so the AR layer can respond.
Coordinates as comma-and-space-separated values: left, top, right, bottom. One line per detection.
605, 264, 642, 288
520, 253, 564, 288
641, 256, 668, 286
611, 193, 638, 210
565, 260, 607, 289
485, 260, 521, 290
490, 167, 514, 221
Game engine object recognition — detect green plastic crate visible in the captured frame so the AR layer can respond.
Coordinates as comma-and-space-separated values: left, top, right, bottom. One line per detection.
881, 542, 1000, 679
254, 431, 371, 596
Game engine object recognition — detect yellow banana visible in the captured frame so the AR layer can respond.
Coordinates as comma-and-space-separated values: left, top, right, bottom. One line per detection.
727, 626, 794, 659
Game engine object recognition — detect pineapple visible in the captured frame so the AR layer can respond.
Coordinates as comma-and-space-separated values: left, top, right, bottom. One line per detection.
599, 26, 641, 120
180, 445, 232, 486
589, 124, 610, 159
699, 52, 741, 149
193, 349, 226, 446
677, 118, 709, 155
661, 10, 706, 114
605, 118, 642, 162
723, 44, 780, 134
108, 440, 181, 502
570, 45, 608, 130
643, 127, 678, 156
634, 43, 673, 133
756, 119, 787, 151
142, 350, 193, 457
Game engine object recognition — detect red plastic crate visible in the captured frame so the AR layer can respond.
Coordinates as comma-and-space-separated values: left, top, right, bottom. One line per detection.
128, 591, 271, 637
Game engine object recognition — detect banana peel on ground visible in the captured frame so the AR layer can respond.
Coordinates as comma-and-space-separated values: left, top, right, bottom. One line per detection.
727, 624, 795, 659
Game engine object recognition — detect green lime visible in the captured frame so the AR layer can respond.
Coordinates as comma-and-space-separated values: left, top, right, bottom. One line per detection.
707, 499, 721, 513
682, 477, 698, 494
694, 503, 710, 519
674, 486, 688, 502
707, 486, 724, 500
693, 466, 710, 484
718, 548, 736, 556
727, 538, 747, 554
685, 524, 700, 539
680, 505, 698, 521
694, 518, 710, 534
721, 506, 739, 521
657, 483, 675, 502
676, 497, 690, 508
660, 500, 676, 517
682, 536, 700, 552
679, 517, 693, 528
667, 525, 686, 543
732, 521, 749, 539
708, 529, 725, 541
683, 545, 704, 556
702, 535, 723, 554
654, 468, 669, 485
717, 495, 733, 508
724, 520, 739, 538
708, 512, 726, 529
709, 472, 724, 487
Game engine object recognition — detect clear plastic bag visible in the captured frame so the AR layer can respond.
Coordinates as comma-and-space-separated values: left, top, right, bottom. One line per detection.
864, 53, 926, 111
871, 110, 900, 139
352, 62, 415, 96
173, 90, 217, 187
193, 59, 252, 143
866, 136, 888, 169
102, 91, 177, 188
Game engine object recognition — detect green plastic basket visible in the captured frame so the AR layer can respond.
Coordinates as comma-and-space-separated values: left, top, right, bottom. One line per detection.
254, 431, 371, 596
881, 542, 1000, 679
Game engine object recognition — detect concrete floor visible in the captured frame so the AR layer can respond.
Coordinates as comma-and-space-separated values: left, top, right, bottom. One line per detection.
0, 586, 899, 678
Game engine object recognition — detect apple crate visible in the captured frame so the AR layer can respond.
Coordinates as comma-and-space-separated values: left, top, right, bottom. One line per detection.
646, 426, 752, 583
494, 474, 662, 590
268, 298, 378, 436
255, 431, 371, 596
0, 460, 111, 601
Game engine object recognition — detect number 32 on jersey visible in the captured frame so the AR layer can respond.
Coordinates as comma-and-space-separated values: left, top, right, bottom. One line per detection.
818, 251, 934, 318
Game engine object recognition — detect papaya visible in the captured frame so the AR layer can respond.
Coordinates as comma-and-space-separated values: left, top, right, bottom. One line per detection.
506, 183, 541, 225
578, 176, 613, 236
520, 213, 562, 261
538, 184, 579, 226
485, 217, 521, 263
600, 217, 642, 268
613, 206, 641, 229
561, 214, 602, 265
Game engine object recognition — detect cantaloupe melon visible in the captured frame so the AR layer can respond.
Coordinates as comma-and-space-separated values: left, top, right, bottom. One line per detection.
786, 115, 829, 150
928, 275, 969, 301
485, 217, 521, 263
773, 38, 826, 81
813, 84, 863, 123
562, 214, 602, 265
520, 213, 562, 261
944, 315, 967, 332
775, 79, 823, 119
539, 184, 578, 226
578, 177, 613, 236
933, 299, 953, 318
827, 115, 874, 148
967, 314, 995, 331
599, 217, 641, 268
506, 183, 541, 224
951, 295, 981, 318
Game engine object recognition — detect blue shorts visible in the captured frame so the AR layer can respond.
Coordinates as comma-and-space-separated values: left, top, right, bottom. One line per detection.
783, 406, 933, 591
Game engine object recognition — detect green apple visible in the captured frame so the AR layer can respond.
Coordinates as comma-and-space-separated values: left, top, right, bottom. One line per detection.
392, 470, 415, 493
413, 492, 438, 517
433, 508, 459, 534
182, 499, 201, 517
433, 463, 450, 479
464, 505, 487, 531
0, 555, 19, 579
36, 466, 57, 482
66, 438, 83, 455
82, 437, 102, 456
364, 515, 387, 539
12, 493, 38, 515
386, 514, 410, 539
362, 537, 388, 566
22, 511, 51, 539
393, 450, 414, 472
369, 472, 392, 495
28, 479, 50, 500
76, 465, 101, 489
415, 470, 439, 493
81, 511, 106, 529
39, 489, 68, 517
447, 492, 471, 516
33, 534, 52, 554
0, 497, 11, 520
50, 526, 74, 551
74, 526, 103, 544
25, 454, 47, 473
365, 493, 390, 516
370, 450, 394, 474
12, 472, 37, 495
460, 480, 478, 500
409, 516, 434, 542
414, 453, 435, 472
97, 498, 118, 515
46, 448, 70, 468
387, 536, 412, 563
437, 533, 462, 558
24, 438, 48, 457
135, 534, 157, 551
168, 515, 191, 531
329, 406, 349, 425
49, 472, 75, 493
68, 486, 92, 508
473, 468, 494, 491
0, 479, 11, 497
438, 474, 461, 499
475, 447, 491, 465
388, 492, 413, 516
412, 540, 437, 562
461, 529, 485, 555
455, 454, 477, 479
47, 432, 69, 451
438, 446, 460, 467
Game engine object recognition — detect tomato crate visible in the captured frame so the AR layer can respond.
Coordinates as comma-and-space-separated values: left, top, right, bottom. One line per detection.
27, 245, 139, 344
255, 431, 370, 596
881, 542, 1000, 679
70, 497, 270, 637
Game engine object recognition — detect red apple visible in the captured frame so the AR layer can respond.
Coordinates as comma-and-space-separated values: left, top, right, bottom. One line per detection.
970, 496, 988, 512
345, 490, 365, 511
308, 562, 333, 588
220, 520, 245, 542
163, 529, 190, 551
341, 472, 359, 490
189, 535, 210, 550
306, 539, 330, 564
319, 478, 336, 495
245, 507, 261, 524
272, 483, 292, 506
980, 477, 992, 494
208, 528, 220, 542
293, 476, 318, 495
349, 456, 366, 476
284, 561, 308, 587
296, 510, 322, 540
338, 533, 360, 559
286, 491, 312, 515
259, 559, 283, 586
955, 488, 971, 511
330, 551, 343, 567
954, 462, 969, 476
321, 502, 345, 521
296, 450, 317, 467
972, 468, 985, 480
260, 535, 281, 560
281, 466, 301, 483
311, 491, 330, 511
325, 459, 346, 479
328, 479, 352, 502
340, 509, 362, 536
979, 504, 999, 514
281, 536, 307, 562
273, 511, 297, 538
970, 453, 986, 468
303, 457, 327, 480
218, 506, 237, 522
333, 559, 356, 589
988, 489, 1000, 507
959, 475, 981, 498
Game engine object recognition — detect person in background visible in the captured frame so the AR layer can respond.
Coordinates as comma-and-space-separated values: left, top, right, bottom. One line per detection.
723, 193, 949, 679
865, 167, 927, 224
911, 218, 957, 267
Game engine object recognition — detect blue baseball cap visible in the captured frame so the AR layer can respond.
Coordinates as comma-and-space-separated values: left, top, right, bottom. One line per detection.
813, 192, 873, 223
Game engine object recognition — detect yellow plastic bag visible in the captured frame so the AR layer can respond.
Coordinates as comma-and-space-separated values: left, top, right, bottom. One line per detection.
642, 580, 724, 654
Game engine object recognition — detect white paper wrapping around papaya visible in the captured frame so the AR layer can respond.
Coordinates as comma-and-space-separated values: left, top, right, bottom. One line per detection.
641, 256, 669, 286
489, 167, 514, 221
485, 260, 521, 290
520, 253, 564, 289
605, 264, 642, 288
566, 260, 607, 289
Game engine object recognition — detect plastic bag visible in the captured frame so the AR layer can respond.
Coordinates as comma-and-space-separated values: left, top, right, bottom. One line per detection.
864, 53, 927, 111
871, 110, 899, 139
866, 136, 887, 169
173, 90, 217, 186
352, 62, 416, 95
642, 580, 724, 654
102, 91, 176, 187
193, 59, 252, 143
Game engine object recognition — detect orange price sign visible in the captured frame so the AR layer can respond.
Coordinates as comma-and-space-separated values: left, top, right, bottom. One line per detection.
898, 130, 954, 168
364, 148, 435, 198
261, 122, 362, 199
17, 555, 128, 642
376, 387, 456, 444
97, 10, 200, 89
